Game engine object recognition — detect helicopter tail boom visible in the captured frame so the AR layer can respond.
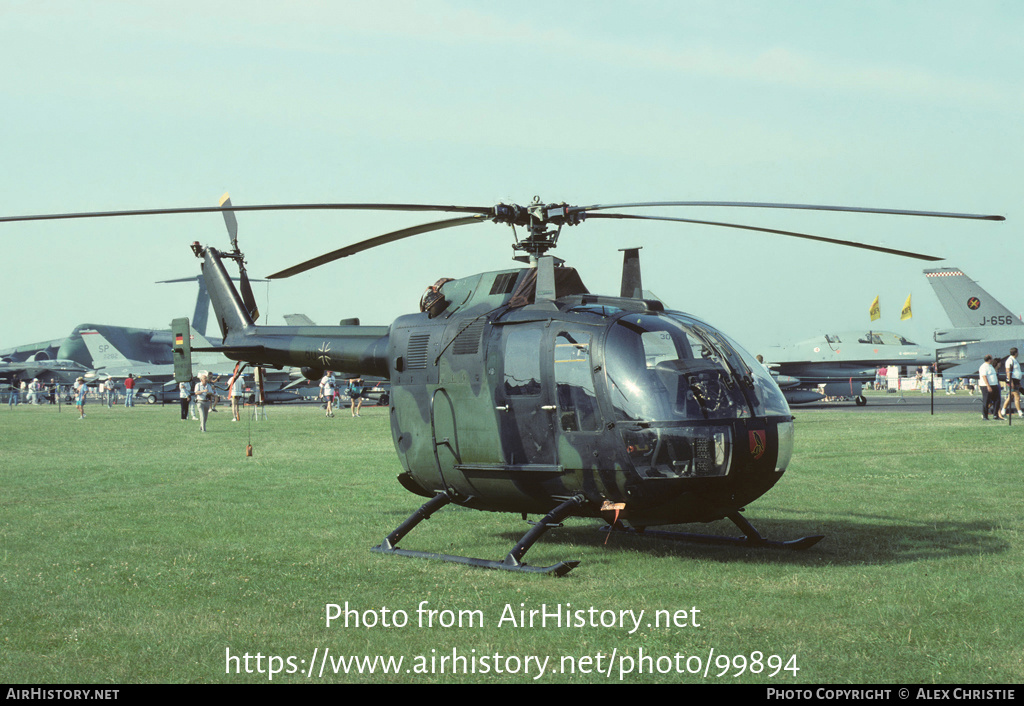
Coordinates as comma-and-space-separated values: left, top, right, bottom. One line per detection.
196, 244, 390, 376
200, 245, 257, 341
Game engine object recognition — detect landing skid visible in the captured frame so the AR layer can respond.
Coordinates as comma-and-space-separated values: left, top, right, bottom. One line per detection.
372, 493, 585, 576
600, 511, 824, 551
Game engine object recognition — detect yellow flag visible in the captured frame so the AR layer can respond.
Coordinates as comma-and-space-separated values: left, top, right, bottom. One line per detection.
901, 294, 912, 321
869, 296, 880, 321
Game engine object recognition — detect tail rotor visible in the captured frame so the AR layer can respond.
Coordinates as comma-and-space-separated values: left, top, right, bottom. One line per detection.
219, 193, 260, 323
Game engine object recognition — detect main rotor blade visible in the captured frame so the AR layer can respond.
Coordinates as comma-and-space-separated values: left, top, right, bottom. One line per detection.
0, 202, 493, 224
267, 214, 489, 279
155, 275, 268, 283
576, 201, 1005, 221
584, 212, 944, 261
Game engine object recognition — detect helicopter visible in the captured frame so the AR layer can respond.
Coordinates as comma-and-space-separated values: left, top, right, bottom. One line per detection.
2, 196, 1004, 575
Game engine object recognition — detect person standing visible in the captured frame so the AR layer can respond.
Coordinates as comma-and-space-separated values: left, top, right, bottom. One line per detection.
74, 377, 88, 419
1000, 347, 1023, 419
208, 373, 221, 414
124, 374, 135, 407
320, 372, 336, 418
178, 378, 192, 420
194, 372, 215, 432
230, 371, 245, 422
348, 376, 364, 417
979, 355, 1003, 420
8, 376, 19, 407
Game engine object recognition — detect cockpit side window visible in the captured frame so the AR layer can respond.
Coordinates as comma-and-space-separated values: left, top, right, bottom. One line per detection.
640, 330, 680, 367
503, 328, 542, 396
554, 331, 600, 432
605, 314, 751, 422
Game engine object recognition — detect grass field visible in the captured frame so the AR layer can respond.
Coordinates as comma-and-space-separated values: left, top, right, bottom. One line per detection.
1, 401, 1022, 684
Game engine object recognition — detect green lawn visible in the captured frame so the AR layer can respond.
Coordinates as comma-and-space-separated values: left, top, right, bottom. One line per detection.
1, 403, 1021, 683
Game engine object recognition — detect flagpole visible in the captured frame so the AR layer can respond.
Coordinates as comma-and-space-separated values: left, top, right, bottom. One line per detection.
931, 354, 936, 415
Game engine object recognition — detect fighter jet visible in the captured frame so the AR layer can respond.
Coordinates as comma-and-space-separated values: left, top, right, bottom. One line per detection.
0, 339, 92, 387
925, 267, 1023, 343
763, 330, 936, 405
925, 268, 1024, 377
0, 358, 91, 386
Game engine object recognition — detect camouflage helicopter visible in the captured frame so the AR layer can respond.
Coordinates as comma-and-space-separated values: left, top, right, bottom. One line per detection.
3, 197, 1004, 575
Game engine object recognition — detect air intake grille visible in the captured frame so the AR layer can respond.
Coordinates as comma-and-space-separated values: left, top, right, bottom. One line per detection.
406, 333, 431, 369
489, 272, 518, 295
452, 321, 485, 355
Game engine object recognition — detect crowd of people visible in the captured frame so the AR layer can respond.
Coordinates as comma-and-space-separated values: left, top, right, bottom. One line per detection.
978, 347, 1022, 421
865, 355, 1024, 409
177, 370, 248, 431
5, 377, 59, 406
69, 375, 139, 419
7, 368, 378, 434
866, 349, 1024, 419
6, 375, 136, 409
318, 372, 365, 418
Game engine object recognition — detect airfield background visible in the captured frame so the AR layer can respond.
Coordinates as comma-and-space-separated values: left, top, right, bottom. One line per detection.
1, 0, 1021, 688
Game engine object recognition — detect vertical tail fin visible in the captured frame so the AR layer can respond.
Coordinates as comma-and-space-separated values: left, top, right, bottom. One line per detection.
155, 275, 211, 336
201, 246, 256, 342
78, 329, 133, 368
925, 268, 1020, 327
193, 276, 211, 336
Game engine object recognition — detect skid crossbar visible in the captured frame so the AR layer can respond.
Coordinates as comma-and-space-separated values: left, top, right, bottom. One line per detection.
372, 493, 585, 576
601, 511, 824, 550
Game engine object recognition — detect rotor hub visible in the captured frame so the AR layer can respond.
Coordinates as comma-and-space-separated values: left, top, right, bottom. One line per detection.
492, 198, 585, 260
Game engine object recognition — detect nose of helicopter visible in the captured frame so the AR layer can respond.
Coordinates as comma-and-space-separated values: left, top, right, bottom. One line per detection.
612, 415, 794, 526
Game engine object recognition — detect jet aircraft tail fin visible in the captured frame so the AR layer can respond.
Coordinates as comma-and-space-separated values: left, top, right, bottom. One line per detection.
925, 268, 1022, 341
925, 268, 1020, 327
78, 328, 134, 369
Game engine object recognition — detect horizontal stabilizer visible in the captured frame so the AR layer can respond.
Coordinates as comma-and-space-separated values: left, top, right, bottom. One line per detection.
283, 313, 317, 326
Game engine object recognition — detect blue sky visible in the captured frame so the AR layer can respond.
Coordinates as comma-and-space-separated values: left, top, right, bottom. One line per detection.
1, 1, 1020, 356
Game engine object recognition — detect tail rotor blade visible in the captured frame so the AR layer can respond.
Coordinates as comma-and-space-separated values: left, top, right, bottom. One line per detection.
217, 193, 257, 320
220, 193, 239, 250
239, 265, 260, 323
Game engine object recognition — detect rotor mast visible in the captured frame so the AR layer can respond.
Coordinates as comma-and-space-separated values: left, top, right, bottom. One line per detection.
494, 197, 584, 264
